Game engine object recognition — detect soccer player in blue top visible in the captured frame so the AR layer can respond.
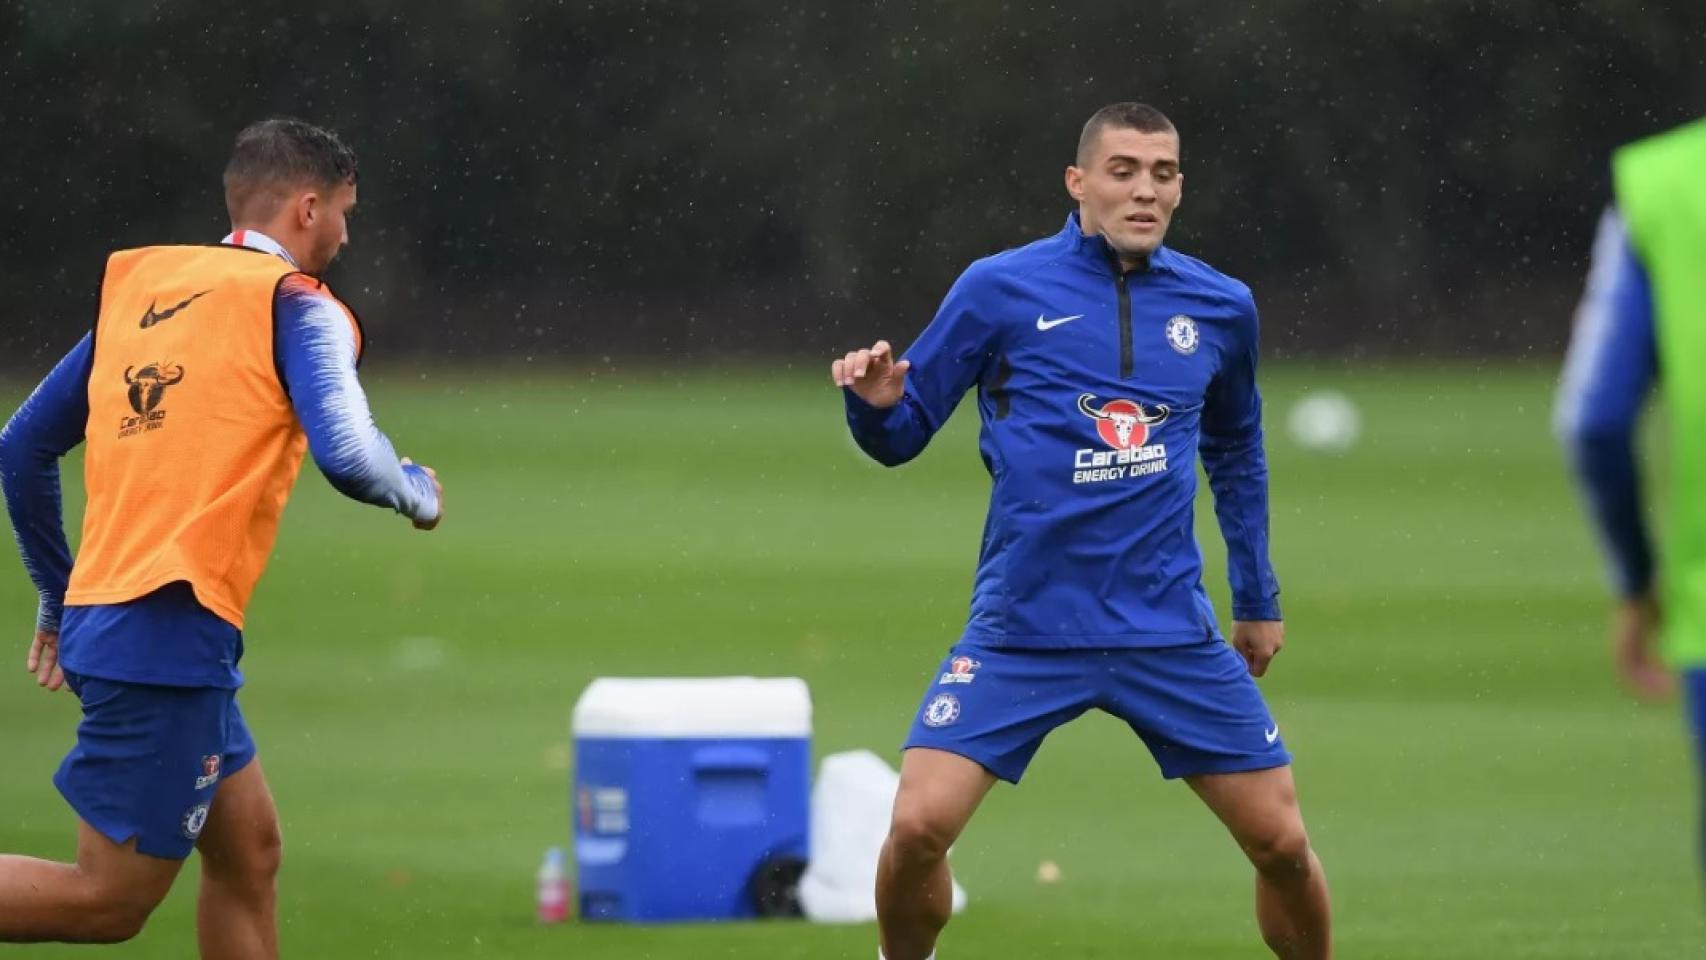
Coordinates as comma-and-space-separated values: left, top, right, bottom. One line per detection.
832, 103, 1332, 959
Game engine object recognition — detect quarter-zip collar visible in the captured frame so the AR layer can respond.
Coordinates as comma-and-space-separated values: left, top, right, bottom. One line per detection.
1058, 212, 1177, 379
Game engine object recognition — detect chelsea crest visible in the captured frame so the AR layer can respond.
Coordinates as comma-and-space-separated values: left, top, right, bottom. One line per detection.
1165, 315, 1199, 355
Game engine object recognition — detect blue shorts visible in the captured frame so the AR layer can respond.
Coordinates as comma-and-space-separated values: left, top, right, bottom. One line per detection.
904, 641, 1290, 783
54, 671, 256, 860
1685, 669, 1706, 774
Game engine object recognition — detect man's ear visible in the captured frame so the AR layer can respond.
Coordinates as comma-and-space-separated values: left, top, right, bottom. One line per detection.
297, 191, 320, 229
1064, 165, 1084, 203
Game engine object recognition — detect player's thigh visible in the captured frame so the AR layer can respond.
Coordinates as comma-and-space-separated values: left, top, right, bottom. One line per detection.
195, 698, 277, 877
1104, 641, 1289, 780
71, 818, 184, 920
1185, 763, 1308, 852
195, 759, 281, 877
891, 747, 999, 846
902, 644, 1093, 785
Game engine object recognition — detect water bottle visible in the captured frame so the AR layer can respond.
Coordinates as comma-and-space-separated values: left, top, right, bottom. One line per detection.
537, 846, 570, 924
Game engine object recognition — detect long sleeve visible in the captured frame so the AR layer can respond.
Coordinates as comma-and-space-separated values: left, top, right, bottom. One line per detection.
1200, 292, 1281, 621
274, 279, 440, 523
844, 266, 997, 466
0, 334, 93, 632
1554, 207, 1657, 598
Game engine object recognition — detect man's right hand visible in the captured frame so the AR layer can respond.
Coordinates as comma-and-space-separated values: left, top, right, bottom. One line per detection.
832, 340, 911, 410
27, 628, 65, 692
402, 458, 443, 531
1614, 592, 1671, 701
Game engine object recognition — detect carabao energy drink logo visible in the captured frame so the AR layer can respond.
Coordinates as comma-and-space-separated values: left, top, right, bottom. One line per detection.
118, 362, 186, 439
1072, 393, 1169, 485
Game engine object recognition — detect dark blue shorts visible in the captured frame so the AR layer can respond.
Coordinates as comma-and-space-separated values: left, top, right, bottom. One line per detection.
54, 671, 256, 860
1685, 668, 1706, 774
904, 641, 1291, 783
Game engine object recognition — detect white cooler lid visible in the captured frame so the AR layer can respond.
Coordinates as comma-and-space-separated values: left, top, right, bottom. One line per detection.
571, 677, 812, 738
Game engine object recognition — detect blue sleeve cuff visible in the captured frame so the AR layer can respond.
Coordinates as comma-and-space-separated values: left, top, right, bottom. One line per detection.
842, 388, 929, 466
1232, 601, 1282, 622
36, 595, 63, 634
1563, 429, 1653, 598
843, 388, 908, 428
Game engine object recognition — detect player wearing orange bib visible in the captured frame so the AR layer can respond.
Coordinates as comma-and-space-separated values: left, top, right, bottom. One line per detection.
0, 119, 441, 957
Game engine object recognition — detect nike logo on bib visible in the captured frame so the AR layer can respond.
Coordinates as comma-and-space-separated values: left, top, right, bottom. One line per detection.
140, 289, 213, 329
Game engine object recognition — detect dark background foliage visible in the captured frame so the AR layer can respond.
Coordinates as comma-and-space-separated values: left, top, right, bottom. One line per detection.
2, 0, 1701, 367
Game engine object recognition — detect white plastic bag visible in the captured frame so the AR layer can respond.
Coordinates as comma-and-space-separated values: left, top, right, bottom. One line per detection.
799, 749, 967, 923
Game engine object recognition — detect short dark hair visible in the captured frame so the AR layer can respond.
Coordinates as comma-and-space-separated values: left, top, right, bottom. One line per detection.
1076, 102, 1178, 165
223, 118, 358, 223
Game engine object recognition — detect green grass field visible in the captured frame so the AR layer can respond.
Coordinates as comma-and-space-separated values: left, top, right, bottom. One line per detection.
1, 364, 1701, 958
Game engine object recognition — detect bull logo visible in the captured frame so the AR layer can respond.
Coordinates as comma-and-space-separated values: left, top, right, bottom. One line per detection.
123, 362, 186, 416
1078, 393, 1168, 450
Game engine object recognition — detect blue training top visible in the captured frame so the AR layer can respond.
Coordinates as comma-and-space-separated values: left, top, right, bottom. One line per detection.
0, 230, 439, 688
845, 212, 1280, 649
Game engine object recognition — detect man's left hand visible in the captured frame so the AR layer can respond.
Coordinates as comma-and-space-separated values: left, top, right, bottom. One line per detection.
27, 628, 65, 692
1231, 620, 1284, 678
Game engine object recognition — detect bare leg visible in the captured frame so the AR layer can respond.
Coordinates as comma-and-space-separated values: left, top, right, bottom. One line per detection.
0, 819, 181, 943
1187, 765, 1331, 959
876, 747, 997, 960
195, 759, 282, 960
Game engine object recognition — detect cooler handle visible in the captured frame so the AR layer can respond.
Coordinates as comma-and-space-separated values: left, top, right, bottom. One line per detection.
691, 744, 772, 773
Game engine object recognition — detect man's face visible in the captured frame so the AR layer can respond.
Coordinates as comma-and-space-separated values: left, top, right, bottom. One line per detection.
1065, 126, 1182, 259
300, 181, 355, 274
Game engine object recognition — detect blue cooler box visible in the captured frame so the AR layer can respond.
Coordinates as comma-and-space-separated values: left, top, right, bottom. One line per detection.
571, 677, 811, 922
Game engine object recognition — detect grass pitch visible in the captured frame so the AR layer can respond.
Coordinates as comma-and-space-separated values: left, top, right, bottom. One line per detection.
0, 363, 1700, 958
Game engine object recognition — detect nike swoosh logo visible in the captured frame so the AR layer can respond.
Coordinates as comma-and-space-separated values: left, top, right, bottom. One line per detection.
1264, 725, 1280, 744
140, 289, 213, 329
1035, 313, 1083, 331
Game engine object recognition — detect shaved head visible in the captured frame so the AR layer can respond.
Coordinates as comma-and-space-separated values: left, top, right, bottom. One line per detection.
1076, 102, 1178, 166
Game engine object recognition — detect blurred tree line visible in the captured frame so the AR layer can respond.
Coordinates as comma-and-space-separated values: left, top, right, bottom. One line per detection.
1, 0, 1702, 368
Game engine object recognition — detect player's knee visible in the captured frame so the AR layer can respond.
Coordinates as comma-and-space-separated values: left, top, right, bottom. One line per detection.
85, 909, 149, 944
205, 818, 283, 895
1262, 927, 1299, 956
64, 849, 176, 943
247, 819, 284, 887
1243, 824, 1314, 882
887, 808, 957, 864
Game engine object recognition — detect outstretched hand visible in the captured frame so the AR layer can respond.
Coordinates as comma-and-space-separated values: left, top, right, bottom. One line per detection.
1231, 620, 1284, 678
402, 457, 443, 531
27, 628, 65, 692
831, 340, 911, 410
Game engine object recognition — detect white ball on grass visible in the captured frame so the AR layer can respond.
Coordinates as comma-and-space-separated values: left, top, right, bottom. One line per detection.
1286, 390, 1361, 453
